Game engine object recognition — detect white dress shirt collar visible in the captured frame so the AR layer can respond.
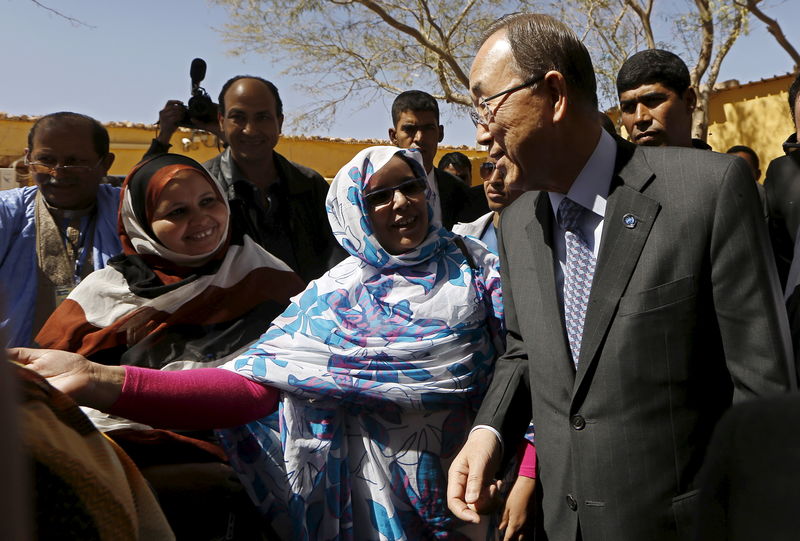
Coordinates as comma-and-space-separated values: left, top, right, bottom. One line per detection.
549, 129, 616, 220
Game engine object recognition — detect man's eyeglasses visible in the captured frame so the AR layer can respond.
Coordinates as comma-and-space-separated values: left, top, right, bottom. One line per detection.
364, 178, 427, 208
469, 74, 545, 127
479, 162, 496, 180
24, 156, 105, 176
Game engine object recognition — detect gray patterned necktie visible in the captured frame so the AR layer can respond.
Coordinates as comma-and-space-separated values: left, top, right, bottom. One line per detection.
558, 198, 596, 367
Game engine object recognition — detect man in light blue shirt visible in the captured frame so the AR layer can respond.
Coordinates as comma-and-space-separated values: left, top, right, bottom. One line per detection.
0, 112, 120, 347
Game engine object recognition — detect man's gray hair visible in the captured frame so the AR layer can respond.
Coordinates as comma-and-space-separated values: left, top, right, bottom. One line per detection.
482, 13, 598, 108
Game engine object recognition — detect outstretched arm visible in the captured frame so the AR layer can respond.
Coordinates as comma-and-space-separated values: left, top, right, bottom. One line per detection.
9, 348, 277, 429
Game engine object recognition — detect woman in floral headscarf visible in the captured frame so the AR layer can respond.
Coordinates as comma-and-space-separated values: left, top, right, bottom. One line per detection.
14, 146, 511, 540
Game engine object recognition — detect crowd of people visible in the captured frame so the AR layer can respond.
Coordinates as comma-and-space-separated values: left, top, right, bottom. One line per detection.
2, 10, 800, 541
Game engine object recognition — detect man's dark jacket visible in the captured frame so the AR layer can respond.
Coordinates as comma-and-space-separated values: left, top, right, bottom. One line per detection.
765, 134, 800, 287
204, 152, 345, 283
433, 167, 475, 229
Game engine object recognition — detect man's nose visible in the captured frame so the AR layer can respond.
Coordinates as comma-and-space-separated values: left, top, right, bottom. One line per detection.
476, 123, 492, 147
634, 103, 651, 124
242, 117, 257, 134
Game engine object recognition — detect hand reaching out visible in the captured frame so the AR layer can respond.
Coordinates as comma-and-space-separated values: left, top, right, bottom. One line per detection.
8, 347, 124, 410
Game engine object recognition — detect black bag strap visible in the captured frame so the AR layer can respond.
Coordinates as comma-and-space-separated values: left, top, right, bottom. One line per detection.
453, 236, 478, 270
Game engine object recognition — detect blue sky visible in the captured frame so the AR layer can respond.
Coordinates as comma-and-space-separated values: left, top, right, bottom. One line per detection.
2, 0, 798, 146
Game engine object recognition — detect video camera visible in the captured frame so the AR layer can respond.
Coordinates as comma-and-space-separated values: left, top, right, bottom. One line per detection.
178, 58, 217, 128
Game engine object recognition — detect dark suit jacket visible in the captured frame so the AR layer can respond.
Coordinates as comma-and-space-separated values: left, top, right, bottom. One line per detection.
765, 150, 800, 288
694, 393, 800, 541
433, 167, 472, 229
475, 138, 794, 541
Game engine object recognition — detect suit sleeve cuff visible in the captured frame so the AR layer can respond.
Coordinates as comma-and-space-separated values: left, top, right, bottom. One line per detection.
471, 424, 504, 455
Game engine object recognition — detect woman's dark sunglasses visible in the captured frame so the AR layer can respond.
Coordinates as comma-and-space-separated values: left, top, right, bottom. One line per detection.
364, 177, 427, 208
479, 162, 496, 180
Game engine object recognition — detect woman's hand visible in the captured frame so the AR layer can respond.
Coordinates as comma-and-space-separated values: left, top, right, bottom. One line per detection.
499, 476, 537, 541
8, 348, 125, 410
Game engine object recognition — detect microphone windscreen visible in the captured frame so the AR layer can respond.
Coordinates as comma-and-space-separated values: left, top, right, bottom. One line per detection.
190, 58, 207, 84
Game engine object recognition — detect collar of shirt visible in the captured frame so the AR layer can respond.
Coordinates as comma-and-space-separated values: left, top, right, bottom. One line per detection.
548, 129, 616, 225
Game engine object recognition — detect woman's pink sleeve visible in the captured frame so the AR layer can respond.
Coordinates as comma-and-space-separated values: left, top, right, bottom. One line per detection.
109, 366, 278, 430
517, 440, 537, 479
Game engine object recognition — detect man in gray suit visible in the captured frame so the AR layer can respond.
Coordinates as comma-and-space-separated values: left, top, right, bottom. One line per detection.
447, 13, 794, 541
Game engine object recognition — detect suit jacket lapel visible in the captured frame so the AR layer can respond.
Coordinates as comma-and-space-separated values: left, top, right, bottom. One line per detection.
574, 141, 661, 395
528, 192, 575, 383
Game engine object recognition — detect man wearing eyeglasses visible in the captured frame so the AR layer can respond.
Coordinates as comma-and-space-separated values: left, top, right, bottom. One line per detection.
0, 112, 121, 348
388, 90, 473, 229
447, 13, 793, 541
765, 73, 800, 289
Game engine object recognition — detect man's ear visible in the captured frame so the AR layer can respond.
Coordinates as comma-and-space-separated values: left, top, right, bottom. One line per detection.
684, 87, 697, 112
388, 127, 397, 145
101, 153, 115, 174
546, 71, 569, 124
278, 114, 284, 135
438, 125, 445, 143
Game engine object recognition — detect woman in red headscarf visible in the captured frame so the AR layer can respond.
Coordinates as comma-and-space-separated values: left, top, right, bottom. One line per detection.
35, 153, 304, 539
37, 153, 304, 369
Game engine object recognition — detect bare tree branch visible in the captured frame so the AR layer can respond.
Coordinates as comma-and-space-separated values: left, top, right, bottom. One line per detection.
29, 0, 95, 28
737, 0, 800, 69
624, 0, 656, 48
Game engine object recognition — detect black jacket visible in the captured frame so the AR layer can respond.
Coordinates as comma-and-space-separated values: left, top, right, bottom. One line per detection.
204, 151, 346, 283
764, 133, 800, 287
433, 167, 475, 229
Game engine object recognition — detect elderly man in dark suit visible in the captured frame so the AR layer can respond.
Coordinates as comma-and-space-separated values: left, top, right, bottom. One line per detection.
446, 13, 794, 541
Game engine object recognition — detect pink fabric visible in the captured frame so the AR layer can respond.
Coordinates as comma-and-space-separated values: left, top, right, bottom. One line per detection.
110, 366, 278, 429
518, 440, 537, 479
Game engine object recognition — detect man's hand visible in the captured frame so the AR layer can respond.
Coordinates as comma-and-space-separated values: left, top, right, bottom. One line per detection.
155, 100, 185, 146
8, 347, 124, 409
447, 428, 502, 523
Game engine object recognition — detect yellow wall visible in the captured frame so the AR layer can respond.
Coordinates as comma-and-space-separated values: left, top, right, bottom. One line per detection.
6, 75, 793, 188
0, 114, 488, 186
706, 74, 795, 176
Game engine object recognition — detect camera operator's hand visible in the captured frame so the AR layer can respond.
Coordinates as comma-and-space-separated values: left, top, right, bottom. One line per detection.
156, 100, 185, 146
190, 114, 223, 141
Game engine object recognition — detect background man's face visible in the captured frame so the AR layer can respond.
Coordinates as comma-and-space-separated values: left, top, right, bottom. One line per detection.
443, 164, 471, 185
219, 78, 283, 165
730, 151, 760, 182
484, 156, 525, 213
27, 122, 109, 210
618, 82, 694, 147
389, 110, 443, 172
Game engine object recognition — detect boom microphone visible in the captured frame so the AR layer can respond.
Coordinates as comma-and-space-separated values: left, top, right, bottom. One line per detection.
190, 58, 207, 85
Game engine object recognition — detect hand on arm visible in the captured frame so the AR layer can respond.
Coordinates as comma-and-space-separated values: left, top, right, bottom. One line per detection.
8, 347, 124, 410
447, 427, 502, 523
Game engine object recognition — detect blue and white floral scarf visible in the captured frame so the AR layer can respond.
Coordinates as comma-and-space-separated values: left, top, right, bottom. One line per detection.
219, 146, 503, 540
